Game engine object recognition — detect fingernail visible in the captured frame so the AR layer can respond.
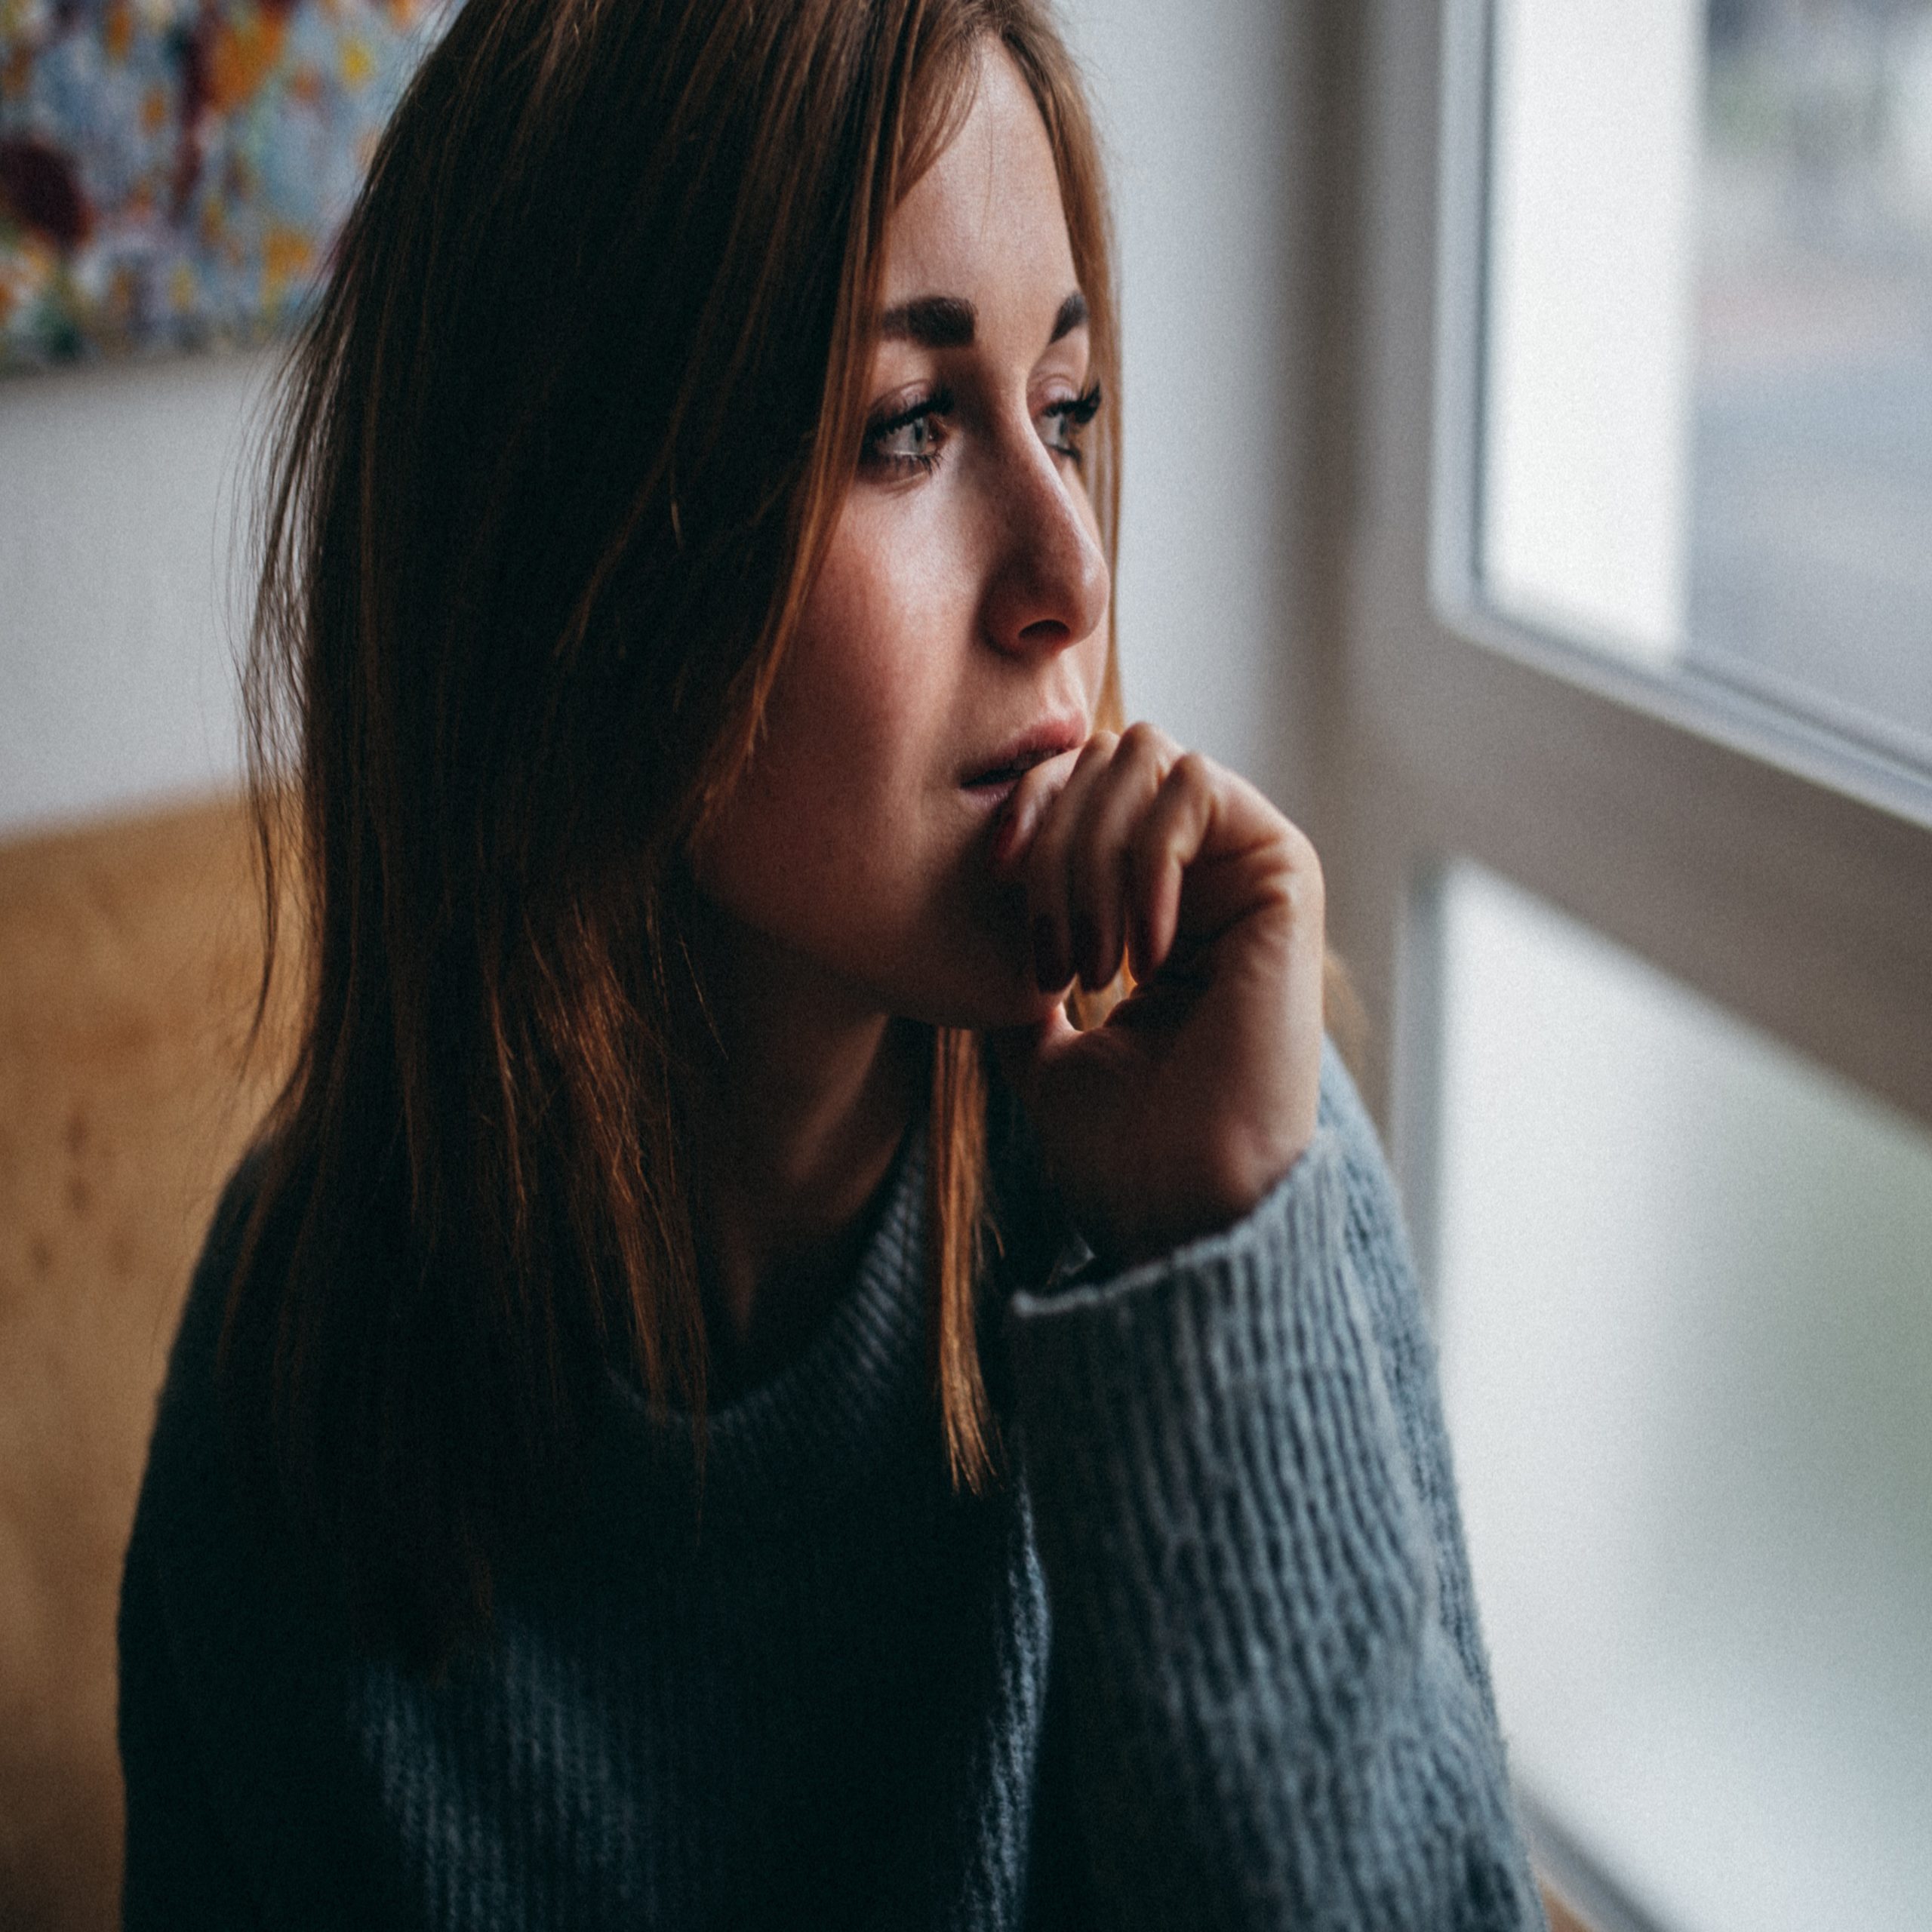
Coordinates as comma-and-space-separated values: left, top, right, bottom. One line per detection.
1032, 914, 1065, 991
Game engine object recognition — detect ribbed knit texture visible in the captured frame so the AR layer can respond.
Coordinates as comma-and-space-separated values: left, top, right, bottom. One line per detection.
118, 1047, 1546, 1929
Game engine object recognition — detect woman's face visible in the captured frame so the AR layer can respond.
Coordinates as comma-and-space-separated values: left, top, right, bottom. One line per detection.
692, 45, 1111, 1029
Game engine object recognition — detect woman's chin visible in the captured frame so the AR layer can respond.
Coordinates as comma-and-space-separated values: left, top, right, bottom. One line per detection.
902, 955, 1071, 1036
880, 897, 1075, 1032
964, 982, 1072, 1035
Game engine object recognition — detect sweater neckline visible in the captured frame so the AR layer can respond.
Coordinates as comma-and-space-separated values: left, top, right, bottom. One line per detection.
597, 1120, 931, 1518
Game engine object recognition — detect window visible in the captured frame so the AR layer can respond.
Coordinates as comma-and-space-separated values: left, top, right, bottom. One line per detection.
1292, 1, 1932, 1924
1478, 0, 1932, 786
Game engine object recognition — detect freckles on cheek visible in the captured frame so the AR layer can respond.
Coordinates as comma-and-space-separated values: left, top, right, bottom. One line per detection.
732, 481, 984, 917
787, 544, 949, 800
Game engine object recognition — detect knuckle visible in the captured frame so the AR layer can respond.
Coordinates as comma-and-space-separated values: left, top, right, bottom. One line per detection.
1281, 820, 1323, 885
1075, 728, 1119, 773
1280, 854, 1325, 923
1169, 749, 1212, 793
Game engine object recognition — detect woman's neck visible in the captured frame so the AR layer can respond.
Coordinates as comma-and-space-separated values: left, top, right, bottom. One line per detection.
685, 907, 924, 1400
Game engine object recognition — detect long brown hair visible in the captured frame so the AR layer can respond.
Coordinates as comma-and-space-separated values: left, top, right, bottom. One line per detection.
226, 0, 1123, 1666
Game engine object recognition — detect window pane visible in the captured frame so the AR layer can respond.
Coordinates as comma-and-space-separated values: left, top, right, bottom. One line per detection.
1481, 0, 1932, 770
1435, 863, 1932, 1932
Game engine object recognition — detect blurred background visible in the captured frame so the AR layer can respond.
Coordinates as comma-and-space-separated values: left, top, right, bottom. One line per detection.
2, 0, 1929, 1927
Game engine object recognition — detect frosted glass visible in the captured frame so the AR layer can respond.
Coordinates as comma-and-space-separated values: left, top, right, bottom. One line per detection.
1435, 864, 1932, 1932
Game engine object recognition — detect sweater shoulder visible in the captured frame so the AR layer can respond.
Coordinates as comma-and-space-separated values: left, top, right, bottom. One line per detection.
140, 1144, 273, 1523
122, 1143, 396, 1919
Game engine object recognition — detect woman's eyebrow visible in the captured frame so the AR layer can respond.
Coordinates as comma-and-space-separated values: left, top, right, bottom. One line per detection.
880, 295, 976, 346
875, 289, 1088, 349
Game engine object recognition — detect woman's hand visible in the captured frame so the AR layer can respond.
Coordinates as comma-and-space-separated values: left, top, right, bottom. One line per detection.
989, 723, 1326, 1270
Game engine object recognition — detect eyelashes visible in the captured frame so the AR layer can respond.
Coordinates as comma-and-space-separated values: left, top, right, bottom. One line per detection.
862, 385, 956, 475
1040, 381, 1103, 460
860, 380, 1104, 478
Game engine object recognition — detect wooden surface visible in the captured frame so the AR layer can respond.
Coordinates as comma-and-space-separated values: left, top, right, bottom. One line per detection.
0, 795, 293, 1932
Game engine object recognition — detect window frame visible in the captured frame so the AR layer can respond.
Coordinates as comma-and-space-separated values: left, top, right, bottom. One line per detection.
1429, 0, 1932, 840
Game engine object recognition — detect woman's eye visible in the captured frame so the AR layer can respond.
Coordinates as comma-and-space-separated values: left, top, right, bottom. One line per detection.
861, 389, 952, 475
1040, 381, 1103, 464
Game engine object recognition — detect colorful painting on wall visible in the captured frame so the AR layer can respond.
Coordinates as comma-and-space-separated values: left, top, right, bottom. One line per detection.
0, 0, 449, 374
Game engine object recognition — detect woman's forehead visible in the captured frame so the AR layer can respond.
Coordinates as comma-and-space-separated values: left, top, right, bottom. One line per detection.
877, 47, 1078, 327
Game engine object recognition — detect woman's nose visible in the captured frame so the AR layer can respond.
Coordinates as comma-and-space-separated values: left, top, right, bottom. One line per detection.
979, 434, 1110, 658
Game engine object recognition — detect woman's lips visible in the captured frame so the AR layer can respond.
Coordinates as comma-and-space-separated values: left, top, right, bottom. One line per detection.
960, 755, 1061, 822
961, 771, 1027, 819
961, 735, 1087, 878
959, 721, 1086, 798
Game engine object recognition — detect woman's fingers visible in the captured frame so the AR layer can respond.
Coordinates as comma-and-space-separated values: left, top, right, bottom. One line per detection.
1065, 723, 1176, 987
995, 724, 1225, 992
989, 724, 1328, 1265
1011, 731, 1118, 990
1127, 749, 1217, 977
995, 724, 1301, 994
992, 742, 1081, 876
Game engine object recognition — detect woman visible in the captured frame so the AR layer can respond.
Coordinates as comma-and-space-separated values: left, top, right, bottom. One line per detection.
118, 0, 1547, 1924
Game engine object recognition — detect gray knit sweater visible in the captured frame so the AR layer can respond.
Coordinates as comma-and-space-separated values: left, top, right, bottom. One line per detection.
118, 1047, 1546, 1928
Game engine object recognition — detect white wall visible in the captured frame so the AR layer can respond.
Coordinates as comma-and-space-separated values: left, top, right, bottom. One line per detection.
1059, 0, 1297, 797
0, 350, 271, 835
0, 0, 1295, 841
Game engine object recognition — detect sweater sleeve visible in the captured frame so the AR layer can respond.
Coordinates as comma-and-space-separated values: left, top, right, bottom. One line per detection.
1003, 1048, 1546, 1930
